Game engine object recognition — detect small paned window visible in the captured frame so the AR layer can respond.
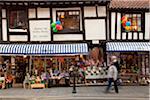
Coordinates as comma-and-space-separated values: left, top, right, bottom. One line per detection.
56, 10, 80, 33
122, 14, 142, 32
9, 10, 27, 29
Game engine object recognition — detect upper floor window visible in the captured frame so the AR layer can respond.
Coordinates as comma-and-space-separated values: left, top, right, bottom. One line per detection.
9, 9, 27, 31
122, 14, 142, 32
56, 10, 80, 33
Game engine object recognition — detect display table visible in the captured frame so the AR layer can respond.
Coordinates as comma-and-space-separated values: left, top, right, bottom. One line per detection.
30, 83, 45, 89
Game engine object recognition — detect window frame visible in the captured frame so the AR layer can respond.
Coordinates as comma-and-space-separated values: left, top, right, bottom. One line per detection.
121, 12, 144, 33
8, 8, 28, 33
55, 10, 81, 33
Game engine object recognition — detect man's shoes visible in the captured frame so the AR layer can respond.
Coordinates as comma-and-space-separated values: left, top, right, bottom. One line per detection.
116, 91, 119, 93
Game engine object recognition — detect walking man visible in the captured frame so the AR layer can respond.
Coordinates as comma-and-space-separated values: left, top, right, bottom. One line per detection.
105, 56, 119, 93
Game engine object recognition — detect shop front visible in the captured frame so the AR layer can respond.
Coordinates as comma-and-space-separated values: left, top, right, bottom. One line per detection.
82, 43, 108, 86
0, 42, 110, 88
0, 43, 89, 88
106, 42, 150, 85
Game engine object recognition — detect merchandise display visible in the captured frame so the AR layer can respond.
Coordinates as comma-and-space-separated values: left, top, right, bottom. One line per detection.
0, 50, 149, 89
85, 66, 107, 79
119, 52, 149, 85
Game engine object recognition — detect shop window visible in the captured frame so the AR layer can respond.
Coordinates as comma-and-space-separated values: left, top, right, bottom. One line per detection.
0, 12, 1, 40
119, 52, 150, 85
9, 9, 27, 32
122, 13, 142, 32
56, 10, 80, 33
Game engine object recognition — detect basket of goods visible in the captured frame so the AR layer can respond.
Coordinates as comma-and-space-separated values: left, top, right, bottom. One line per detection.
131, 66, 139, 73
140, 77, 147, 85
0, 80, 3, 83
35, 76, 41, 83
30, 80, 35, 84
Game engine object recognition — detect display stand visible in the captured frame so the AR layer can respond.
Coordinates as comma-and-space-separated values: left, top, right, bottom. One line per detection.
30, 83, 45, 89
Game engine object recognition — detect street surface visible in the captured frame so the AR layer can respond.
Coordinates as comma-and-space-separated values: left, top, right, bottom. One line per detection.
0, 86, 149, 100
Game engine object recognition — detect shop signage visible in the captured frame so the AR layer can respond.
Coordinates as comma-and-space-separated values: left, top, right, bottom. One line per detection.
29, 20, 51, 41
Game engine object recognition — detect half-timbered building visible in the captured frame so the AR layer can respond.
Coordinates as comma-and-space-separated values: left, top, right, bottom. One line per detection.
0, 0, 110, 86
107, 0, 150, 85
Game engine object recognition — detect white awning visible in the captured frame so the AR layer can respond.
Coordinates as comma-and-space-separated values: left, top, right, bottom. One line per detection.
0, 43, 88, 55
106, 42, 150, 51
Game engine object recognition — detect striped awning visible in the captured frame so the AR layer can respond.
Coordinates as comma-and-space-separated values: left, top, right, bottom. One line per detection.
0, 43, 88, 55
106, 42, 150, 51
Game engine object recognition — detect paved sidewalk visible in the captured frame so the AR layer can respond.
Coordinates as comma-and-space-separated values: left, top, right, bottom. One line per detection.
0, 86, 149, 100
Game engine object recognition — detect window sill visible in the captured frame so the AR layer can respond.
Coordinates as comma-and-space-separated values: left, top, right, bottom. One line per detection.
122, 31, 143, 33
53, 31, 83, 34
9, 29, 27, 33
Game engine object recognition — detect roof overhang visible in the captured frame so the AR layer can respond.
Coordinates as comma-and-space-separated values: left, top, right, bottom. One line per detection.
109, 0, 150, 12
0, 0, 110, 7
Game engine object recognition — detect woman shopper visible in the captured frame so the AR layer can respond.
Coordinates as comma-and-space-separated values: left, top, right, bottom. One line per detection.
105, 56, 119, 93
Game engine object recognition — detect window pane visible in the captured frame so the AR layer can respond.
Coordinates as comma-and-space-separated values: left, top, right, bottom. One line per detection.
9, 10, 27, 29
9, 11, 17, 28
137, 14, 141, 17
138, 18, 141, 25
57, 10, 80, 33
123, 13, 142, 32
126, 14, 129, 17
133, 14, 137, 17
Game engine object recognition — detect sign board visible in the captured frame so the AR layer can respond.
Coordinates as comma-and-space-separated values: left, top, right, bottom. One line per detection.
30, 20, 51, 41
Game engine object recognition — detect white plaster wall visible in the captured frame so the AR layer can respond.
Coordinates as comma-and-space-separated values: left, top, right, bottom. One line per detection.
139, 32, 143, 40
37, 8, 50, 18
28, 8, 36, 18
2, 19, 7, 41
117, 13, 121, 40
54, 34, 83, 41
10, 35, 28, 41
97, 6, 106, 17
52, 7, 82, 31
85, 19, 106, 40
133, 32, 138, 40
128, 32, 132, 40
2, 9, 6, 18
84, 7, 96, 17
122, 32, 126, 40
111, 12, 116, 39
145, 12, 150, 40
92, 40, 99, 44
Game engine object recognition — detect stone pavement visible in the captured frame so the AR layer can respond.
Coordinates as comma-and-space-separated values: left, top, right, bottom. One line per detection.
0, 86, 149, 100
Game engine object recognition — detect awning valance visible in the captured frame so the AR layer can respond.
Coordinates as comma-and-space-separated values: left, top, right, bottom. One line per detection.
0, 43, 88, 55
106, 42, 150, 51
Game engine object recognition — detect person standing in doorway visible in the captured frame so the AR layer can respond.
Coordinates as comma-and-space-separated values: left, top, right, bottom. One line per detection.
105, 56, 119, 93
